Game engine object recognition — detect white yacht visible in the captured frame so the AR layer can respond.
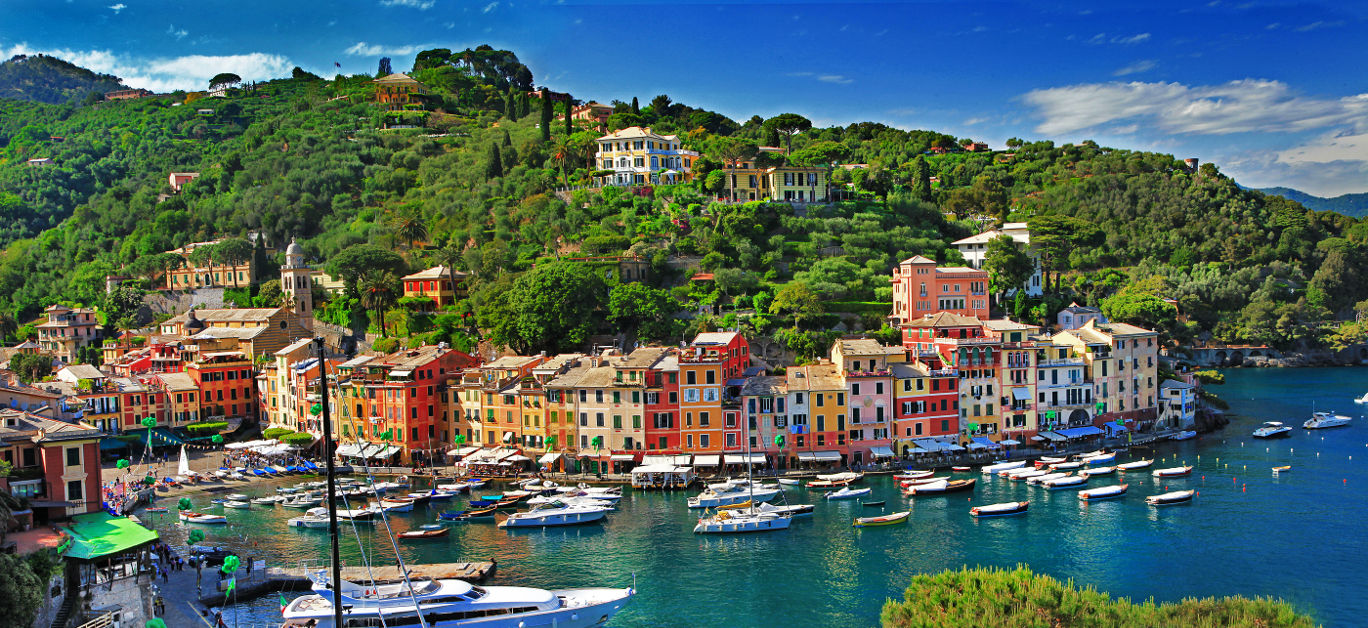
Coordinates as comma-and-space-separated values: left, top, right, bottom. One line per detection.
287, 507, 331, 529
694, 413, 793, 534
687, 485, 780, 508
693, 508, 791, 533
981, 460, 1026, 475
1253, 421, 1293, 438
525, 494, 614, 509
1355, 392, 1368, 405
280, 570, 633, 628
1304, 411, 1352, 430
497, 500, 611, 528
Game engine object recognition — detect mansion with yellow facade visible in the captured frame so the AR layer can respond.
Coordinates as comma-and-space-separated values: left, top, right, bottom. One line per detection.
595, 126, 699, 185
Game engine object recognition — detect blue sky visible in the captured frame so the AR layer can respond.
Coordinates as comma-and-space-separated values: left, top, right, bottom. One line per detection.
3, 0, 1366, 196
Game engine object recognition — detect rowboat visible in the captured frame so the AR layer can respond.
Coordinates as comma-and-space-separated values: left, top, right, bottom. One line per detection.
1033, 456, 1067, 468
226, 493, 248, 500
223, 500, 251, 509
1146, 490, 1196, 506
1081, 452, 1116, 465
179, 512, 227, 524
777, 478, 800, 486
251, 496, 281, 505
437, 505, 498, 521
898, 476, 948, 488
970, 501, 1028, 518
1116, 459, 1154, 471
951, 466, 972, 472
1049, 461, 1085, 470
145, 506, 168, 513
825, 486, 872, 500
981, 460, 1026, 475
1043, 476, 1088, 490
1078, 484, 1128, 501
853, 511, 910, 528
905, 479, 976, 496
1151, 466, 1193, 478
815, 471, 863, 483
1004, 468, 1047, 480
806, 479, 851, 489
893, 470, 934, 481
1272, 465, 1291, 472
861, 500, 886, 507
398, 527, 449, 539
1026, 472, 1070, 486
1079, 466, 1115, 477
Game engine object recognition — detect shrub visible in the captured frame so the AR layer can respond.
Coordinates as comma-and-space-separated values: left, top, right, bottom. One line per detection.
185, 421, 229, 433
262, 427, 293, 440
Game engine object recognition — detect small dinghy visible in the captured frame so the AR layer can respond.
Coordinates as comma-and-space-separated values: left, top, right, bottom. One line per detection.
1116, 459, 1153, 471
1146, 490, 1196, 506
951, 466, 972, 472
398, 527, 449, 539
179, 512, 228, 524
778, 478, 800, 486
223, 501, 251, 509
1078, 484, 1128, 501
1151, 466, 1193, 478
1079, 466, 1115, 477
905, 479, 976, 496
825, 486, 872, 500
861, 500, 886, 507
1033, 456, 1068, 468
145, 506, 168, 513
892, 470, 934, 481
853, 511, 909, 528
970, 501, 1029, 518
226, 493, 248, 500
1271, 465, 1291, 473
1043, 475, 1088, 490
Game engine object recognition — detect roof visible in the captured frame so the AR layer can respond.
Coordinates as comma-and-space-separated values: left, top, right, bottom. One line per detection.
981, 319, 1038, 332
691, 332, 740, 347
402, 265, 466, 281
1077, 319, 1156, 339
339, 355, 377, 369
612, 346, 671, 369
835, 338, 889, 356
532, 353, 586, 374
60, 512, 159, 561
935, 266, 985, 274
904, 312, 983, 328
740, 375, 786, 396
60, 364, 106, 381
276, 337, 314, 356
1161, 379, 1196, 391
165, 308, 282, 325
900, 255, 936, 265
889, 362, 929, 379
574, 366, 621, 388
483, 355, 543, 370
0, 409, 103, 443
155, 372, 197, 391
786, 362, 843, 390
596, 126, 681, 143
190, 326, 267, 340
764, 166, 826, 173
1062, 302, 1102, 314
379, 345, 453, 370
12, 340, 39, 349
373, 72, 423, 85
544, 363, 594, 388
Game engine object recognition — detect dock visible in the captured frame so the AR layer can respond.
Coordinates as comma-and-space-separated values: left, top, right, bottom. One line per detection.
195, 561, 496, 606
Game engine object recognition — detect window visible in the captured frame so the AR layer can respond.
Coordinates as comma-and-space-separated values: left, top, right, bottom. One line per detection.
851, 383, 861, 395
66, 446, 80, 467
596, 413, 605, 427
684, 389, 700, 403
700, 434, 710, 448
613, 415, 622, 429
726, 433, 737, 448
700, 412, 711, 427
67, 480, 83, 501
686, 371, 697, 385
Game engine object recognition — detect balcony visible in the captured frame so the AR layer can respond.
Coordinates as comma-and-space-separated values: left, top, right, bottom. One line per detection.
1038, 358, 1085, 367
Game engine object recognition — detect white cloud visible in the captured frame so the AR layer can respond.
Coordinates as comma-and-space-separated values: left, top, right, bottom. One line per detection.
167, 25, 188, 40
1085, 32, 1151, 45
0, 43, 294, 92
1022, 79, 1368, 136
379, 0, 434, 9
1277, 131, 1368, 166
482, 1, 498, 13
1112, 59, 1156, 76
1295, 20, 1344, 32
1223, 145, 1368, 198
108, 3, 126, 13
817, 74, 852, 85
344, 41, 429, 57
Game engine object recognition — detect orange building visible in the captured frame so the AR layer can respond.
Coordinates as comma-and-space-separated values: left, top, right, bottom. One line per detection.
187, 351, 257, 423
889, 255, 990, 324
678, 332, 750, 455
401, 266, 467, 309
374, 73, 429, 111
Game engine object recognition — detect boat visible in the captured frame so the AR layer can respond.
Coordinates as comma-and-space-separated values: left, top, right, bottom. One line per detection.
498, 500, 612, 528
750, 502, 814, 517
1080, 452, 1116, 465
695, 416, 794, 535
375, 498, 415, 513
853, 511, 910, 528
1049, 461, 1085, 470
287, 507, 331, 529
210, 498, 227, 504
970, 501, 1029, 518
1253, 421, 1293, 439
1355, 392, 1368, 404
1033, 456, 1068, 468
892, 470, 935, 481
1304, 411, 1352, 430
226, 493, 248, 500
1272, 465, 1291, 473
778, 478, 800, 486
814, 471, 863, 483
277, 486, 301, 494
223, 500, 251, 509
716, 500, 753, 511
438, 506, 498, 522
1170, 430, 1198, 441
805, 479, 852, 489
282, 569, 634, 627
526, 494, 615, 509
179, 512, 227, 524
282, 496, 324, 509
145, 506, 168, 513
1116, 459, 1154, 471
898, 476, 949, 488
825, 486, 873, 500
335, 508, 376, 521
951, 466, 972, 472
981, 460, 1027, 475
1043, 476, 1088, 490
1079, 466, 1115, 477
227, 472, 247, 481
1146, 490, 1196, 506
251, 496, 282, 505
861, 500, 886, 507
1152, 466, 1193, 478
1026, 472, 1070, 486
1003, 468, 1046, 480
688, 485, 779, 508
398, 527, 449, 539
1078, 484, 1128, 501
905, 479, 976, 496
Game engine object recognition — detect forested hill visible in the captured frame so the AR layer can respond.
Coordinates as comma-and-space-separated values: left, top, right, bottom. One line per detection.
0, 54, 127, 104
1257, 187, 1368, 218
0, 48, 1364, 356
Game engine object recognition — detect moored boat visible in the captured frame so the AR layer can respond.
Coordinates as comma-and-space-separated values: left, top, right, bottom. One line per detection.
853, 511, 910, 527
1079, 466, 1115, 477
1272, 465, 1291, 473
981, 460, 1027, 475
497, 500, 611, 528
1026, 472, 1070, 486
778, 478, 800, 486
1080, 452, 1116, 465
805, 479, 852, 489
693, 508, 791, 533
1033, 456, 1068, 468
438, 506, 498, 522
904, 478, 976, 496
1170, 430, 1198, 441
825, 486, 873, 500
951, 465, 972, 472
1304, 411, 1352, 430
398, 527, 449, 539
1146, 489, 1196, 506
1049, 461, 1085, 470
1043, 475, 1088, 490
1004, 468, 1046, 480
970, 501, 1028, 518
1116, 459, 1154, 471
223, 500, 251, 509
1252, 421, 1292, 438
179, 512, 227, 524
893, 470, 935, 481
1078, 484, 1128, 501
814, 471, 863, 483
1151, 465, 1193, 478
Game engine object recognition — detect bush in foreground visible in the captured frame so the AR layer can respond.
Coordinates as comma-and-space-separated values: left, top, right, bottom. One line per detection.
882, 566, 1313, 628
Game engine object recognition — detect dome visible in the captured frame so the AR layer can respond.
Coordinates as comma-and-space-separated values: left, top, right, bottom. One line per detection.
286, 237, 303, 256
185, 308, 205, 333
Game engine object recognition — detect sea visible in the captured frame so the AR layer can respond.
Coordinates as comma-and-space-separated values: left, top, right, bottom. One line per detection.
143, 367, 1368, 627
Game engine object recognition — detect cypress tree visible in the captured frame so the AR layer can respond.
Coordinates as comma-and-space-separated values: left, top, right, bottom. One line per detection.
540, 96, 552, 142
631, 96, 639, 114
485, 143, 503, 178
504, 96, 515, 121
911, 155, 932, 202
564, 94, 573, 136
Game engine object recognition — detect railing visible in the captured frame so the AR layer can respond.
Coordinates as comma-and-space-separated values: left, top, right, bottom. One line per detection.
74, 611, 118, 628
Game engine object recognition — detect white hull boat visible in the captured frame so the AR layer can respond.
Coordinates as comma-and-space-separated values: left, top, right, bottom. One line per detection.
981, 460, 1027, 475
1027, 472, 1070, 486
970, 501, 1028, 517
778, 478, 800, 486
251, 496, 281, 505
1043, 476, 1088, 490
1253, 421, 1293, 438
1152, 466, 1193, 478
1304, 411, 1352, 429
180, 512, 227, 524
223, 501, 251, 509
688, 486, 779, 508
1079, 484, 1128, 501
1004, 468, 1047, 480
498, 501, 611, 528
1146, 489, 1196, 506
1116, 459, 1154, 471
1079, 466, 1115, 477
1170, 430, 1198, 441
694, 509, 791, 533
814, 471, 863, 483
825, 486, 872, 500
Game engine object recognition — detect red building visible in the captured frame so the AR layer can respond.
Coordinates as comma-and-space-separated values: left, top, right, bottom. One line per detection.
340, 345, 478, 465
0, 409, 104, 524
188, 351, 257, 422
644, 354, 680, 452
889, 255, 990, 325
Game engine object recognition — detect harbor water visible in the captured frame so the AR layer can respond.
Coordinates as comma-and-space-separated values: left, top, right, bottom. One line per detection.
144, 367, 1368, 627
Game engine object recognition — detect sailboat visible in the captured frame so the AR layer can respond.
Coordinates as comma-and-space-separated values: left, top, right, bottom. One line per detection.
278, 339, 636, 628
174, 445, 198, 483
695, 413, 792, 534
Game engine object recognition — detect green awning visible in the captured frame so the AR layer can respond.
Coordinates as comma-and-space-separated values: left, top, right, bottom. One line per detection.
60, 512, 159, 561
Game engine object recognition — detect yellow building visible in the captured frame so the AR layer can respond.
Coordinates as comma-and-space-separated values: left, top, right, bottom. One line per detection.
402, 266, 467, 309
373, 73, 429, 111
765, 166, 829, 203
595, 126, 699, 185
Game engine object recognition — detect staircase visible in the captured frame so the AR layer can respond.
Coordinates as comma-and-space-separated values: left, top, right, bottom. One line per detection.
48, 590, 77, 628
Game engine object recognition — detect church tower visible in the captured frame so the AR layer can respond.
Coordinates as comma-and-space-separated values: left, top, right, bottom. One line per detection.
281, 237, 313, 332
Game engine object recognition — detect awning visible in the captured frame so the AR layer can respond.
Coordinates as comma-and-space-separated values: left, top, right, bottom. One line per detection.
693, 455, 721, 466
1037, 431, 1067, 442
389, 370, 412, 378
1030, 435, 1047, 442
1107, 424, 1128, 433
336, 443, 363, 457
870, 446, 896, 458
505, 454, 531, 462
1057, 426, 1105, 438
723, 453, 765, 465
538, 452, 562, 464
502, 431, 516, 443
632, 463, 675, 473
365, 444, 400, 459
943, 443, 966, 452
640, 455, 673, 466
60, 512, 159, 561
1000, 439, 1022, 446
807, 450, 841, 462
669, 455, 693, 465
30, 500, 77, 508
1012, 387, 1032, 401
972, 437, 1001, 450
610, 454, 635, 462
913, 438, 950, 452
447, 446, 480, 457
99, 439, 128, 451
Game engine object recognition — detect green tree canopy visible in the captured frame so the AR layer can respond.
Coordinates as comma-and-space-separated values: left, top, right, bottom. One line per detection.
479, 262, 608, 353
983, 234, 1034, 298
607, 283, 680, 342
326, 245, 408, 291
208, 73, 241, 90
0, 552, 43, 627
764, 113, 813, 155
770, 282, 823, 328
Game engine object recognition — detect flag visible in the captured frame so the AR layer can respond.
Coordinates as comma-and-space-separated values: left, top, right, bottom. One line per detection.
225, 577, 236, 595
279, 592, 288, 614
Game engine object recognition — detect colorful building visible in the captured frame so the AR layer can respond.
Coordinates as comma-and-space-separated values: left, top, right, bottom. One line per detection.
401, 266, 467, 309
594, 126, 698, 185
952, 222, 1043, 297
889, 256, 990, 325
0, 409, 104, 522
373, 73, 429, 111
36, 304, 100, 363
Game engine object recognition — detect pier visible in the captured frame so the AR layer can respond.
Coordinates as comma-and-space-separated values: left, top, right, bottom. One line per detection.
192, 561, 497, 607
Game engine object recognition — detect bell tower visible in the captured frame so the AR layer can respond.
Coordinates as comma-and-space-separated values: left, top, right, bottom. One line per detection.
280, 237, 313, 331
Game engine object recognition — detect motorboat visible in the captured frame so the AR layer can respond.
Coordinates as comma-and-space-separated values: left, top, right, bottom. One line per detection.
805, 479, 851, 489
707, 477, 751, 491
951, 466, 972, 472
1272, 465, 1292, 473
497, 501, 611, 528
1253, 422, 1293, 438
1304, 411, 1352, 430
1355, 392, 1368, 404
335, 508, 376, 521
860, 500, 886, 507
815, 471, 863, 483
688, 485, 779, 508
281, 569, 634, 628
1080, 452, 1116, 465
375, 498, 415, 513
853, 511, 910, 528
1116, 459, 1154, 472
1170, 430, 1198, 441
398, 527, 449, 540
825, 486, 873, 500
970, 501, 1029, 518
892, 470, 935, 481
179, 512, 227, 524
1146, 490, 1196, 506
277, 486, 301, 494
1049, 461, 1085, 470
526, 494, 614, 509
981, 460, 1027, 475
287, 508, 331, 529
575, 486, 623, 501
1079, 466, 1115, 477
778, 478, 801, 486
437, 482, 472, 493
226, 493, 248, 500
145, 506, 168, 513
1033, 456, 1067, 468
1003, 468, 1046, 481
438, 506, 498, 522
905, 479, 976, 496
693, 508, 791, 533
1078, 484, 1128, 501
750, 502, 814, 517
251, 496, 282, 505
1152, 466, 1193, 478
282, 496, 324, 509
223, 500, 251, 509
1043, 476, 1088, 490
898, 476, 949, 488
1026, 472, 1070, 486
1076, 449, 1107, 459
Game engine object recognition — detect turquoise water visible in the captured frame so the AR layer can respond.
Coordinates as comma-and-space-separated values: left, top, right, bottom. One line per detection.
145, 367, 1368, 627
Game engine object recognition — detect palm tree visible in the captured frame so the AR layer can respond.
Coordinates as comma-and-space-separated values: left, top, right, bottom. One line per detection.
551, 138, 571, 186
387, 205, 429, 251
0, 312, 16, 344
431, 241, 465, 275
359, 271, 399, 337
715, 137, 758, 203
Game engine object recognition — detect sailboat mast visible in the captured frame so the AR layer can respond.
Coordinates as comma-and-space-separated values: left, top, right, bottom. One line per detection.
314, 338, 344, 628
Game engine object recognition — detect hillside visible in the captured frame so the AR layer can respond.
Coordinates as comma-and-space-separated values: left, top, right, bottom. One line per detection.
1257, 186, 1368, 218
0, 49, 1364, 357
0, 54, 127, 104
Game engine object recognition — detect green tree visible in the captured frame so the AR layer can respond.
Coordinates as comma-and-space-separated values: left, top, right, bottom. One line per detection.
102, 286, 144, 329
326, 245, 407, 292
0, 552, 43, 627
770, 282, 823, 328
359, 271, 399, 337
377, 57, 392, 77
0, 312, 16, 344
479, 262, 607, 353
1101, 292, 1178, 332
764, 113, 813, 155
607, 283, 680, 342
9, 352, 52, 383
386, 205, 429, 251
564, 93, 573, 136
485, 143, 503, 178
208, 73, 241, 91
539, 95, 553, 143
630, 97, 639, 114
983, 234, 1033, 304
909, 155, 932, 202
1029, 214, 1104, 291
210, 237, 254, 267
882, 566, 1312, 628
714, 137, 758, 202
